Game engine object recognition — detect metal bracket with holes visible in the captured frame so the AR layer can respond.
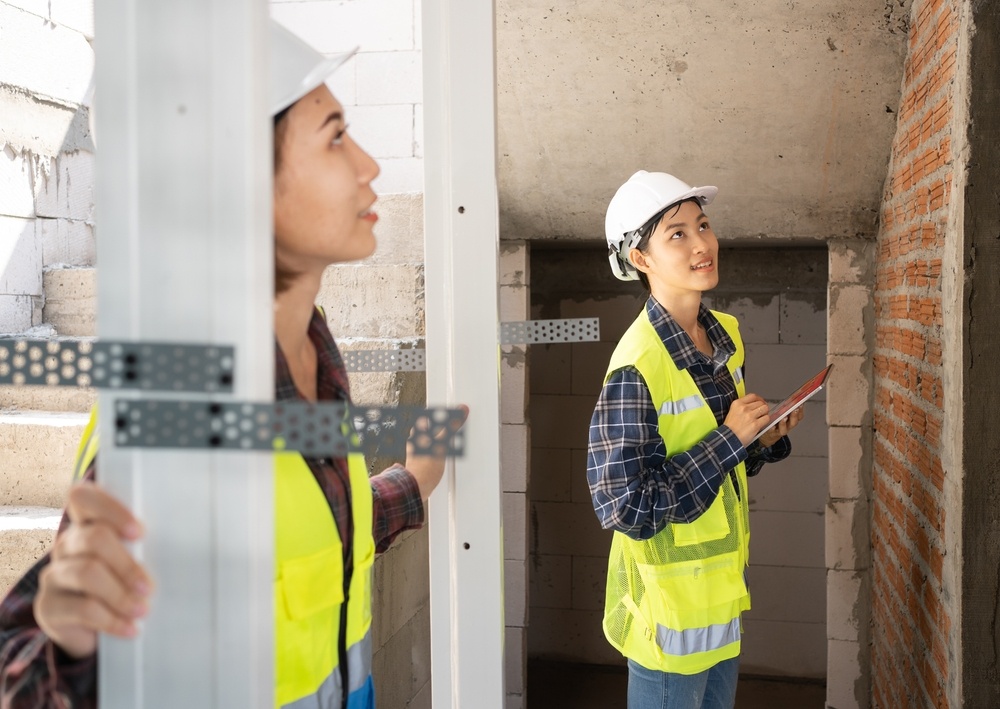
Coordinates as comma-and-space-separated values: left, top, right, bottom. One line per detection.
499, 318, 600, 345
0, 340, 235, 393
342, 348, 426, 372
112, 399, 465, 458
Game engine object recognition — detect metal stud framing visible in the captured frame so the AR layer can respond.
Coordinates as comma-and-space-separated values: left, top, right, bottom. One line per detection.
423, 0, 505, 707
94, 1, 273, 706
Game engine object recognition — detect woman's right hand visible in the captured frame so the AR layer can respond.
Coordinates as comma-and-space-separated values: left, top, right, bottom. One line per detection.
723, 393, 773, 447
34, 482, 153, 659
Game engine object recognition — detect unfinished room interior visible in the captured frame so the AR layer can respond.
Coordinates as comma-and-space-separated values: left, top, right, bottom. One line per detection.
1, 0, 998, 707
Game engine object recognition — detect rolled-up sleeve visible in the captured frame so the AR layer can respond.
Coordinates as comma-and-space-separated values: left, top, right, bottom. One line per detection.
370, 464, 425, 552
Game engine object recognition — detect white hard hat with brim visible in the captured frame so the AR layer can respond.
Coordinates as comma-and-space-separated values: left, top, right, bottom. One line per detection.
270, 20, 357, 116
604, 170, 718, 281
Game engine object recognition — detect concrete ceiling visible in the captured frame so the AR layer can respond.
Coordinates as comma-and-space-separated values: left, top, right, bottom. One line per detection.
496, 0, 913, 243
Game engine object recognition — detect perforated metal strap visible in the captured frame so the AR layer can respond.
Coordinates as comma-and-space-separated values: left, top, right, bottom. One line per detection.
499, 318, 600, 345
0, 339, 235, 393
343, 348, 426, 372
112, 399, 465, 458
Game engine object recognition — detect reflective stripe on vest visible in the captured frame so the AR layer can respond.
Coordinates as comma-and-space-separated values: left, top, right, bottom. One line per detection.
282, 630, 374, 709
655, 618, 741, 658
601, 308, 751, 675
658, 394, 703, 417
73, 405, 375, 708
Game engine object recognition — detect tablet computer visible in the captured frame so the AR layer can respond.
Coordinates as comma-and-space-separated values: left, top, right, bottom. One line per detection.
751, 364, 833, 443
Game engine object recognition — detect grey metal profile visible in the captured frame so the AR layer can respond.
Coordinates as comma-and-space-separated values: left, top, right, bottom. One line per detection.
111, 399, 466, 458
342, 348, 426, 372
499, 317, 600, 345
0, 339, 235, 392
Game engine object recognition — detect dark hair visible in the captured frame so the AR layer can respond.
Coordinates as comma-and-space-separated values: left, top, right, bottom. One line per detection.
273, 108, 299, 294
630, 198, 701, 292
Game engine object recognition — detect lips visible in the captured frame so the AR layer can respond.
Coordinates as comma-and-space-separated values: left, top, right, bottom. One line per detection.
359, 207, 378, 223
691, 259, 714, 271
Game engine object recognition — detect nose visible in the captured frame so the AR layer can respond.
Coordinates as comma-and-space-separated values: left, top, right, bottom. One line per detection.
348, 135, 380, 186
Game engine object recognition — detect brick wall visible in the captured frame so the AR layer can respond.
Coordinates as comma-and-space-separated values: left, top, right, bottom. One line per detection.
870, 0, 960, 706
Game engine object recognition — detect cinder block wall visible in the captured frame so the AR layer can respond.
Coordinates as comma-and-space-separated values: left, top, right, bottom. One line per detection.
870, 0, 960, 706
705, 251, 828, 680
0, 0, 96, 334
527, 246, 829, 678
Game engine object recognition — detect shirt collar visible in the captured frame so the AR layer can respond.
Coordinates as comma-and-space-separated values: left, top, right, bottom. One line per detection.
645, 295, 736, 371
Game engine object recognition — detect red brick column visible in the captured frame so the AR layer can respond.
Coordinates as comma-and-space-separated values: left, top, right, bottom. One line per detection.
871, 0, 960, 707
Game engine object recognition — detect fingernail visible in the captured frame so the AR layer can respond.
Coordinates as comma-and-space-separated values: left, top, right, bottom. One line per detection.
123, 522, 142, 539
121, 621, 138, 638
133, 579, 151, 596
132, 601, 149, 618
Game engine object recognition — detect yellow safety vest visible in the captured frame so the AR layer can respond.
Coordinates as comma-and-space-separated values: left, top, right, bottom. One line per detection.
73, 406, 376, 709
601, 308, 751, 675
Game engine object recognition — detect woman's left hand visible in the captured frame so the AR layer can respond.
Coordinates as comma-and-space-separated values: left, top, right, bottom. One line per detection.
757, 406, 805, 448
405, 405, 469, 502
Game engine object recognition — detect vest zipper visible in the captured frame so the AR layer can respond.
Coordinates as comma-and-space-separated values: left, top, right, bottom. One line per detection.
339, 470, 355, 709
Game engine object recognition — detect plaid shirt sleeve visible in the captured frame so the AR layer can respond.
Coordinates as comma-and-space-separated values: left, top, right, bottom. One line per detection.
370, 464, 425, 553
586, 366, 748, 541
0, 468, 98, 709
745, 436, 792, 477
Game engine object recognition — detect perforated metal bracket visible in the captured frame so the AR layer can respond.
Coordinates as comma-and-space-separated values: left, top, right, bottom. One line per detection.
499, 318, 600, 345
0, 339, 235, 393
343, 348, 426, 372
112, 399, 465, 458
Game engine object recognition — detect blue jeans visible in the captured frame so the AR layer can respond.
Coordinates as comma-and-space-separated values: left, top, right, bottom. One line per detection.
627, 657, 739, 709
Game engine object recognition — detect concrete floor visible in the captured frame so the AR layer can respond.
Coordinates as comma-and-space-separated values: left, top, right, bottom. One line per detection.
527, 661, 826, 709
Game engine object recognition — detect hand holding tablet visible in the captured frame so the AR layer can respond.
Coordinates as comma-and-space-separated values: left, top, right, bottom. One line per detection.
751, 364, 833, 444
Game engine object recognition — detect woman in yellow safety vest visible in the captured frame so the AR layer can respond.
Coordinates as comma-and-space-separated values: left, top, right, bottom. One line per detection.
0, 21, 463, 709
588, 171, 803, 709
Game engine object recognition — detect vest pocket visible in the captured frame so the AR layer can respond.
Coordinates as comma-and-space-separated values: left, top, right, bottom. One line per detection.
671, 488, 730, 547
278, 545, 345, 621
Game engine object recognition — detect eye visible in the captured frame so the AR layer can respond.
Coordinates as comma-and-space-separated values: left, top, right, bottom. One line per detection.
331, 124, 350, 147
670, 230, 685, 240
699, 221, 711, 231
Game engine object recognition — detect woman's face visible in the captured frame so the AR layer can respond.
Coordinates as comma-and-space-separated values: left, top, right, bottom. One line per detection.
629, 200, 719, 296
273, 85, 380, 276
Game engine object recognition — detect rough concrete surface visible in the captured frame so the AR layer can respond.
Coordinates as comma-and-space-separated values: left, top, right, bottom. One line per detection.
0, 411, 86, 507
497, 0, 912, 242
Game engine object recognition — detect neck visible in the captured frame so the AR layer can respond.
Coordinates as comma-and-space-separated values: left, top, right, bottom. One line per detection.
649, 284, 703, 335
274, 271, 323, 358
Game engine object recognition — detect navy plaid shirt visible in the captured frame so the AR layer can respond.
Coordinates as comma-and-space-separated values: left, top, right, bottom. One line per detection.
0, 308, 424, 708
587, 297, 790, 541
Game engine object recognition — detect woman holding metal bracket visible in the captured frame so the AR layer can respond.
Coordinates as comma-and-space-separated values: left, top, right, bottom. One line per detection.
587, 171, 803, 709
0, 21, 464, 709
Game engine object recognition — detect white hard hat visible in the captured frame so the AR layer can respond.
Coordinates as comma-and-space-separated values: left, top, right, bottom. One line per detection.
604, 171, 718, 281
270, 20, 357, 116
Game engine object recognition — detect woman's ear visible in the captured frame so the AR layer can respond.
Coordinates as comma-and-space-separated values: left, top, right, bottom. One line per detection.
629, 247, 651, 275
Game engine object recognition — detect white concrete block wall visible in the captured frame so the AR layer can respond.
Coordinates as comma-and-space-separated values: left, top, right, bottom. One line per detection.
498, 241, 531, 705
825, 239, 874, 709
705, 284, 829, 680
0, 0, 95, 334
271, 0, 424, 195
